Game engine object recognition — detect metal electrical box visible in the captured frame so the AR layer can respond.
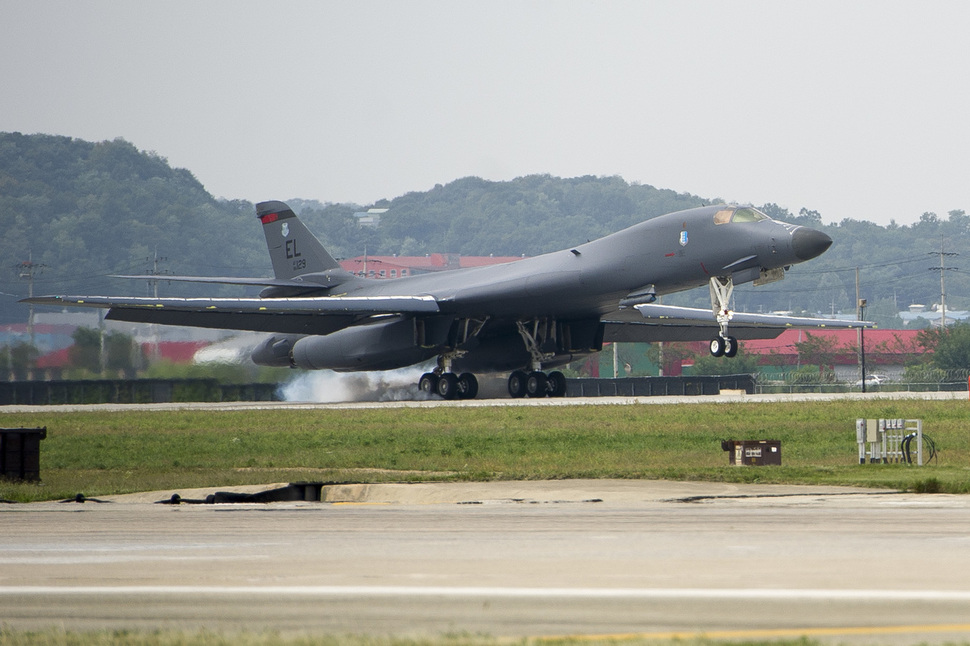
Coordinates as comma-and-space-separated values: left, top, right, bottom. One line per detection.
722, 440, 782, 466
856, 418, 924, 465
0, 427, 47, 481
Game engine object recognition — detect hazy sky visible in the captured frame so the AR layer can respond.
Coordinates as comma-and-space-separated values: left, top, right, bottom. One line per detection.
3, 1, 969, 226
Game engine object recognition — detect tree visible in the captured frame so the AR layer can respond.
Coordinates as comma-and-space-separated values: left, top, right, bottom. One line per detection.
866, 298, 904, 329
644, 342, 694, 376
0, 345, 10, 380
687, 344, 761, 375
917, 324, 970, 372
794, 332, 842, 373
104, 331, 142, 378
69, 327, 102, 374
8, 342, 38, 380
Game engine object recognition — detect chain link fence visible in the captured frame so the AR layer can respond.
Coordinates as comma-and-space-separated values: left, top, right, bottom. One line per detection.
755, 369, 970, 394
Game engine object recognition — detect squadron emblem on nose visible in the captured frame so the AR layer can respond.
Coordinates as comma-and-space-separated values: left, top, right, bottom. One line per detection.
679, 230, 689, 247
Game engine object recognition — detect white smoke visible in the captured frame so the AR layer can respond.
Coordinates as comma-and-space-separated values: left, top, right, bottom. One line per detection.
279, 363, 437, 403
193, 334, 264, 365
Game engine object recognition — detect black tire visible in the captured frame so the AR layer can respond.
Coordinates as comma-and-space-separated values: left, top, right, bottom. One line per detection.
457, 373, 479, 399
547, 371, 567, 397
508, 370, 528, 398
526, 371, 548, 398
418, 373, 439, 396
724, 336, 739, 358
710, 337, 726, 357
437, 373, 459, 400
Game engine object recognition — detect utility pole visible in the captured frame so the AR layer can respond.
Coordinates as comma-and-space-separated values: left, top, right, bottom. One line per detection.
930, 235, 958, 329
145, 248, 168, 360
146, 248, 168, 298
15, 251, 46, 348
856, 267, 866, 393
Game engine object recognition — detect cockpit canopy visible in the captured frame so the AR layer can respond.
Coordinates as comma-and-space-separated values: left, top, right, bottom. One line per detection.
713, 206, 770, 225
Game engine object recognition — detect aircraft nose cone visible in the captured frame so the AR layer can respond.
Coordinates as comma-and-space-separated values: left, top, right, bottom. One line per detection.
791, 227, 832, 261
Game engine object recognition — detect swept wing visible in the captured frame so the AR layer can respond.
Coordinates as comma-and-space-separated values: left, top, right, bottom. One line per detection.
604, 303, 872, 343
27, 294, 439, 335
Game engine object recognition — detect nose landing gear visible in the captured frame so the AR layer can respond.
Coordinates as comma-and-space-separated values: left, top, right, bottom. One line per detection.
709, 335, 738, 358
709, 276, 740, 359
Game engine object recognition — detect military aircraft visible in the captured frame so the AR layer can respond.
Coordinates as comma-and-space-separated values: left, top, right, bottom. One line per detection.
25, 201, 870, 399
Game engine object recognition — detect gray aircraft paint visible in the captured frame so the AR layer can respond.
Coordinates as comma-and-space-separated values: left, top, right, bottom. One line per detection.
26, 202, 867, 396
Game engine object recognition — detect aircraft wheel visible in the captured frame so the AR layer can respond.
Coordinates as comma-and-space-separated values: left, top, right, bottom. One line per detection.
508, 370, 528, 398
436, 373, 459, 400
457, 373, 479, 399
419, 373, 439, 396
709, 337, 726, 358
547, 371, 567, 397
724, 336, 739, 358
526, 371, 548, 398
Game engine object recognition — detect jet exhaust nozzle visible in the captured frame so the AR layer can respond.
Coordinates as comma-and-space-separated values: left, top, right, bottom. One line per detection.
251, 335, 300, 367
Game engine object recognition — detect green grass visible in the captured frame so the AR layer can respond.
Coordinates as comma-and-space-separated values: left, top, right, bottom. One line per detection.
2, 399, 970, 502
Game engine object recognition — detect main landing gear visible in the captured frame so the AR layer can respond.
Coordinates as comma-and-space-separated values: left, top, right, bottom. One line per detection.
709, 275, 739, 358
418, 371, 479, 400
506, 320, 567, 398
507, 370, 567, 398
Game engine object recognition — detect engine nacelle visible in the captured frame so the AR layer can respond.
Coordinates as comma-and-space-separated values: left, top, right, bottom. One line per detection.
290, 317, 440, 371
251, 334, 303, 367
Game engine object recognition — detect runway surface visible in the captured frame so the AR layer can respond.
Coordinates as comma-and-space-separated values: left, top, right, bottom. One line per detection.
2, 388, 967, 414
3, 479, 970, 643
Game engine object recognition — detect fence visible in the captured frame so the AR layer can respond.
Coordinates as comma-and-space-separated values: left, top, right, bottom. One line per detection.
754, 370, 970, 394
567, 374, 755, 397
0, 379, 280, 406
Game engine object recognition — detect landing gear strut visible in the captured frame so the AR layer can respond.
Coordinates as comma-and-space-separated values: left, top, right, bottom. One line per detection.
506, 320, 567, 398
709, 276, 739, 358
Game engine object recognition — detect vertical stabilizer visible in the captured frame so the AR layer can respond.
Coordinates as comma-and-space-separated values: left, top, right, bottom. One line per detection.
256, 200, 341, 280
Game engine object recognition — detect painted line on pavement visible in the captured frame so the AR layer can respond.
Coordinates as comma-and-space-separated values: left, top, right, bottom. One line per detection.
3, 586, 970, 601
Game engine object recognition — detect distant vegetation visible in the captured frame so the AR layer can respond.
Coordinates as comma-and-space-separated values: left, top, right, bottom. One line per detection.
3, 132, 969, 328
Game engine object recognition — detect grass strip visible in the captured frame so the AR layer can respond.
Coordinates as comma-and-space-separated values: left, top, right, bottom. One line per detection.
2, 399, 969, 502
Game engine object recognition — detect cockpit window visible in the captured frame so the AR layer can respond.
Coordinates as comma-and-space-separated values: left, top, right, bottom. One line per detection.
713, 209, 733, 225
732, 207, 769, 222
714, 207, 771, 225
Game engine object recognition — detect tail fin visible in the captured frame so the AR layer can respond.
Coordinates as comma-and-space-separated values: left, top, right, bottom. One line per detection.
256, 200, 341, 280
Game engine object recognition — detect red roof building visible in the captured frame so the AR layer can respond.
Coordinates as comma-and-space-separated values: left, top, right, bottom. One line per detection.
742, 328, 925, 367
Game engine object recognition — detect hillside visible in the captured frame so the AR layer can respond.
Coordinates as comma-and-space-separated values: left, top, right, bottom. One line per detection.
2, 132, 968, 328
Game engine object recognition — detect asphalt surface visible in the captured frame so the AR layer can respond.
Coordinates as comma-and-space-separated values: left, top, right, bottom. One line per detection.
2, 388, 967, 414
3, 479, 970, 643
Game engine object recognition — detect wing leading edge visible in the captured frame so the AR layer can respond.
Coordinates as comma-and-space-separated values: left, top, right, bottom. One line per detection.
602, 303, 873, 343
25, 295, 439, 336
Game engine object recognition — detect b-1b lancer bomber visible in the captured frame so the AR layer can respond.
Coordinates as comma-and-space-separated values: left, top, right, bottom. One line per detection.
26, 201, 870, 399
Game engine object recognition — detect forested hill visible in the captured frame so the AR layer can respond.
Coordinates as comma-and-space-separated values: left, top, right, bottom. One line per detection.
2, 132, 968, 327
0, 133, 262, 322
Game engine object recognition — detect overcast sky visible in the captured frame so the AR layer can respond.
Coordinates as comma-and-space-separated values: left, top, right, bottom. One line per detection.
3, 1, 969, 226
